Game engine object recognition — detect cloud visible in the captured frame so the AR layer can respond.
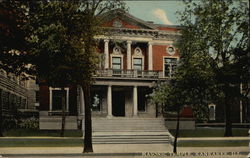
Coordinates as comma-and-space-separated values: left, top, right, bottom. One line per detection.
152, 9, 173, 25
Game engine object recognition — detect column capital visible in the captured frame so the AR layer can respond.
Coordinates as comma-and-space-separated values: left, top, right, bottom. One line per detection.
148, 41, 153, 46
104, 39, 110, 43
127, 40, 132, 44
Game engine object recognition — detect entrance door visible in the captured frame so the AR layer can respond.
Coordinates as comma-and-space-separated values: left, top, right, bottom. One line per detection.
112, 91, 125, 116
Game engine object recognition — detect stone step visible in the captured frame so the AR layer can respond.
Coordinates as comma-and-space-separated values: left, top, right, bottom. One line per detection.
91, 133, 171, 144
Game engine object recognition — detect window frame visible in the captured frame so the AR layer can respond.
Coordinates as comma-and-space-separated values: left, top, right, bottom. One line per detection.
49, 87, 69, 112
163, 56, 179, 78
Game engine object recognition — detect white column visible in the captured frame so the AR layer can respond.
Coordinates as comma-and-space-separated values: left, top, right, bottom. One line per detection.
240, 83, 243, 123
104, 39, 109, 69
80, 87, 85, 116
133, 86, 138, 117
66, 88, 69, 111
127, 41, 132, 69
148, 42, 153, 70
107, 85, 112, 117
49, 87, 52, 111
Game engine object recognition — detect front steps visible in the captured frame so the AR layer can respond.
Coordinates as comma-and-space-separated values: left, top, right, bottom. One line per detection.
90, 117, 168, 132
89, 118, 172, 144
92, 132, 171, 144
39, 116, 172, 145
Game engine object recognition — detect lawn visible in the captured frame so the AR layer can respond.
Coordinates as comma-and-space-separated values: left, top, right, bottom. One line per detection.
3, 129, 83, 137
169, 127, 249, 137
177, 140, 249, 147
0, 138, 83, 147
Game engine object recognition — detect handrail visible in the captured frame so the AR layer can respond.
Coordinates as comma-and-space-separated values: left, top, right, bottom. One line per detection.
94, 69, 162, 79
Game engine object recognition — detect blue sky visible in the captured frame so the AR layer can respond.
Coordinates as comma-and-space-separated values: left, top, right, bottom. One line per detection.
125, 1, 185, 25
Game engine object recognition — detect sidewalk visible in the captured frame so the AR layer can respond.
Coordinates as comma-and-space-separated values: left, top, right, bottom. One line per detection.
0, 136, 249, 158
0, 146, 249, 158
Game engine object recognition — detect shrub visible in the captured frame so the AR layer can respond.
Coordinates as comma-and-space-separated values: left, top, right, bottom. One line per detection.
19, 117, 39, 129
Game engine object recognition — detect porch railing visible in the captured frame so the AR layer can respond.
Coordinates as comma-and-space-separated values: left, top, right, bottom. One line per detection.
94, 69, 163, 79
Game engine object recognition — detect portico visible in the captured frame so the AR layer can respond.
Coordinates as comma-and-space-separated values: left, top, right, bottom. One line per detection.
101, 38, 154, 71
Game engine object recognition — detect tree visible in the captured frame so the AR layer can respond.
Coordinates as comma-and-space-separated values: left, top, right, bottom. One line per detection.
27, 0, 125, 152
178, 0, 249, 136
27, 1, 87, 137
0, 0, 29, 137
150, 51, 215, 153
67, 1, 126, 153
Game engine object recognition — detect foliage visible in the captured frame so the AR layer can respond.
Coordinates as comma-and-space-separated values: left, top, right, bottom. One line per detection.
0, 1, 29, 74
177, 0, 249, 136
2, 115, 19, 131
19, 117, 39, 129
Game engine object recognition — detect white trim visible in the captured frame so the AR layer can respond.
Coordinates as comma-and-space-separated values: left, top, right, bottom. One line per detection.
162, 56, 179, 78
148, 42, 153, 70
133, 86, 138, 117
49, 87, 69, 112
127, 41, 132, 69
110, 46, 124, 69
104, 39, 109, 69
112, 45, 122, 55
208, 103, 216, 121
166, 45, 176, 55
132, 47, 144, 70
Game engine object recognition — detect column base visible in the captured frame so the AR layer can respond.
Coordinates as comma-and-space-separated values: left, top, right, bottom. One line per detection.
107, 115, 113, 119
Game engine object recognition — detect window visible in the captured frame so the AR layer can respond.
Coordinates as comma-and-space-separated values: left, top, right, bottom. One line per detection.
112, 57, 121, 69
167, 46, 176, 55
133, 58, 142, 70
164, 58, 178, 77
52, 90, 66, 111
208, 104, 216, 121
49, 87, 69, 112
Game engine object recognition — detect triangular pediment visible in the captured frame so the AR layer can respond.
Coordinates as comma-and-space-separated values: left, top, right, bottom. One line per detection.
101, 9, 157, 30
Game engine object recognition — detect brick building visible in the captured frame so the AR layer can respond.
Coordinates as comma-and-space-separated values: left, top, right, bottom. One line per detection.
38, 9, 249, 130
39, 9, 181, 130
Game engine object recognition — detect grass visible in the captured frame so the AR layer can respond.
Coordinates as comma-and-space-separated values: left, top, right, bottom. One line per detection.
0, 138, 83, 147
3, 129, 83, 137
0, 128, 249, 147
169, 127, 249, 137
177, 140, 249, 147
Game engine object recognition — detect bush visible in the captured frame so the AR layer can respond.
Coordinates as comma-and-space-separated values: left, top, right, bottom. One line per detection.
2, 115, 19, 131
19, 117, 39, 129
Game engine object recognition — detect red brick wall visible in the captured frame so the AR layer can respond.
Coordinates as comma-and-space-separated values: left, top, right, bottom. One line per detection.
102, 18, 140, 29
39, 85, 49, 111
152, 45, 179, 71
69, 85, 77, 116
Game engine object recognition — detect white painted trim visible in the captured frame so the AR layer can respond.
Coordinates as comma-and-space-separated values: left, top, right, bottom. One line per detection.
104, 39, 109, 69
132, 47, 144, 70
208, 103, 216, 121
127, 41, 132, 69
148, 42, 153, 70
166, 45, 176, 56
133, 86, 138, 117
107, 85, 112, 117
49, 87, 70, 112
95, 35, 176, 44
110, 46, 123, 69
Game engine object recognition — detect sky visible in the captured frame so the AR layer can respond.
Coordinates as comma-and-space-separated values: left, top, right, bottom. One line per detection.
125, 1, 185, 25
125, 0, 249, 26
